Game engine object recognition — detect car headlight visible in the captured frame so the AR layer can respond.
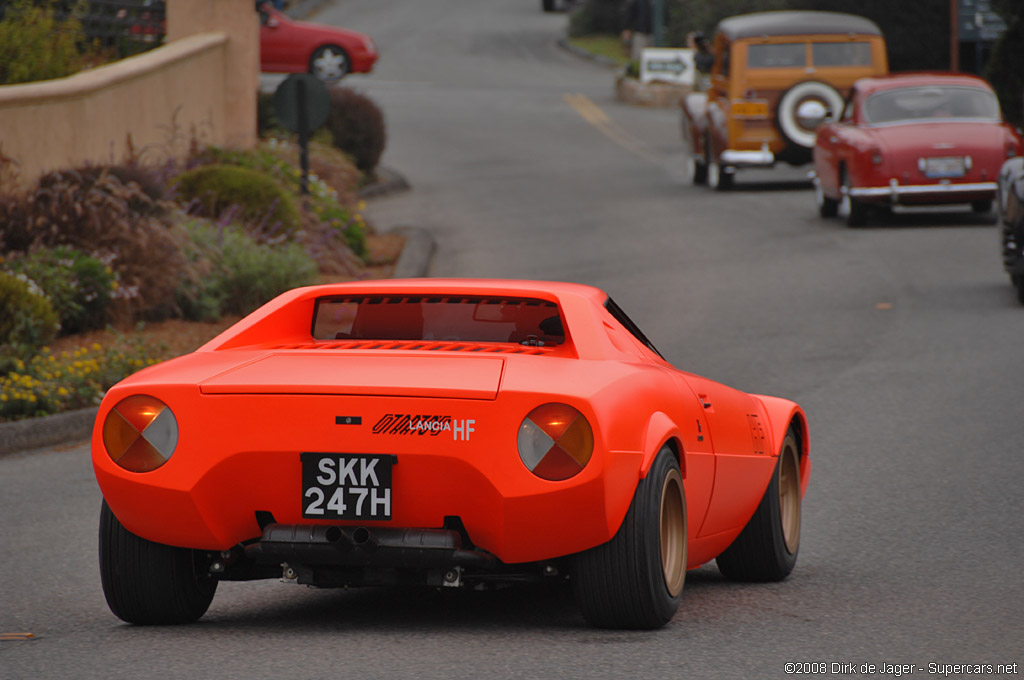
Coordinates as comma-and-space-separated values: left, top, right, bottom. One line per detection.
102, 395, 178, 472
517, 403, 593, 481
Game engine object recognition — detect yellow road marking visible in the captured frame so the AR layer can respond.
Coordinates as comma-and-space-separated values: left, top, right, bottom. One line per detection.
0, 632, 36, 641
563, 93, 662, 165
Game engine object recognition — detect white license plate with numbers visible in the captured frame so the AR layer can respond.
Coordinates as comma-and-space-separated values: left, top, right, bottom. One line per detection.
301, 453, 394, 520
923, 157, 965, 178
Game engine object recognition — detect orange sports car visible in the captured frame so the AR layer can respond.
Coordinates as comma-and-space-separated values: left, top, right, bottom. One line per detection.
93, 279, 810, 629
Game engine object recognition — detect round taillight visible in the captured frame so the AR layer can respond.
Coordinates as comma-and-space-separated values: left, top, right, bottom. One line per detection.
517, 403, 593, 481
102, 395, 178, 472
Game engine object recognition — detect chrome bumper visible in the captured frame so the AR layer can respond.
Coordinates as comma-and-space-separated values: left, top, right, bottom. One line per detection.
849, 180, 998, 202
721, 144, 774, 168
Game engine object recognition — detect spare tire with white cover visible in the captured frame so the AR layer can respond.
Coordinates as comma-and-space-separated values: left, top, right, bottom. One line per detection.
777, 80, 844, 149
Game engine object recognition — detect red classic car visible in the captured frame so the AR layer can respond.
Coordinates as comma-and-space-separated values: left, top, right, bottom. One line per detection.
811, 73, 1022, 226
258, 1, 377, 83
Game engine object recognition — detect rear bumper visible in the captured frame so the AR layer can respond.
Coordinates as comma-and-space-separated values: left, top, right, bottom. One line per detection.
721, 145, 775, 168
245, 523, 496, 569
849, 180, 997, 204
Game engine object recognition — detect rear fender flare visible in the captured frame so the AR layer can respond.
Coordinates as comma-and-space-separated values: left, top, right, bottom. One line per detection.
752, 394, 810, 496
639, 411, 684, 479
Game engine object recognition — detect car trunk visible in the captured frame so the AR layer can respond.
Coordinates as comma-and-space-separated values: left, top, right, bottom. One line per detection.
199, 352, 505, 400
871, 122, 1007, 184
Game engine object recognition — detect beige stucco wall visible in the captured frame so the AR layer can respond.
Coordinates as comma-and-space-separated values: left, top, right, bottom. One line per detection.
167, 0, 260, 148
0, 0, 258, 189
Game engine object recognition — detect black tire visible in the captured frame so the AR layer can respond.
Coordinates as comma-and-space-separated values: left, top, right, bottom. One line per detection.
971, 199, 993, 214
541, 0, 555, 11
839, 168, 866, 227
691, 154, 708, 185
572, 446, 686, 629
99, 501, 217, 625
814, 178, 838, 218
708, 160, 733, 191
1014, 275, 1024, 306
309, 44, 350, 83
716, 429, 801, 582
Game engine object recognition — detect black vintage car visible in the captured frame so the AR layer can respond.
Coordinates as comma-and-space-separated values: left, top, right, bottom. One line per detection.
998, 157, 1024, 304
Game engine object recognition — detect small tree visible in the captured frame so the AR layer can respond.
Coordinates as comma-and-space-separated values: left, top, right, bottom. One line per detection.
0, 0, 88, 84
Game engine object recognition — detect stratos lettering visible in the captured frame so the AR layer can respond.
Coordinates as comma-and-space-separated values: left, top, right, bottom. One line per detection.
373, 414, 452, 436
373, 414, 476, 440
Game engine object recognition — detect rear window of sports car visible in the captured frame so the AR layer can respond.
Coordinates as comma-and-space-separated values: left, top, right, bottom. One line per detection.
311, 296, 566, 346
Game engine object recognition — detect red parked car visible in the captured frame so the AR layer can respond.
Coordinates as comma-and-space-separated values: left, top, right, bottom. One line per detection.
258, 1, 377, 83
811, 73, 1022, 226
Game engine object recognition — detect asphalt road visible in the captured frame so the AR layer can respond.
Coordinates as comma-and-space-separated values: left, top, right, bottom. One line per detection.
3, 1, 1023, 678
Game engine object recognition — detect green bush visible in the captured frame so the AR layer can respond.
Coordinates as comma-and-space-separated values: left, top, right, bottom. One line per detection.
177, 220, 318, 320
185, 146, 367, 257
0, 271, 60, 361
325, 88, 387, 176
175, 164, 301, 238
0, 0, 90, 84
7, 247, 116, 335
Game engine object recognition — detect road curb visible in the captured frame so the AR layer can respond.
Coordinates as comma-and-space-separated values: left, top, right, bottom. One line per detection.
359, 166, 412, 200
390, 226, 436, 279
0, 407, 98, 457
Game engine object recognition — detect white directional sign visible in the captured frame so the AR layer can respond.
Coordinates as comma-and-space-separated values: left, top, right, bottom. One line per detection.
640, 48, 695, 86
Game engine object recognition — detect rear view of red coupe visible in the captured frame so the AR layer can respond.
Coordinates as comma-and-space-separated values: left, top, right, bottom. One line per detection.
812, 73, 1022, 226
258, 1, 377, 83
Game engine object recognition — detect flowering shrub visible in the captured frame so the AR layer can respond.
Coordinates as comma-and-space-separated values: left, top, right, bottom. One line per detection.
0, 338, 164, 422
0, 270, 60, 361
0, 166, 186, 322
6, 247, 117, 334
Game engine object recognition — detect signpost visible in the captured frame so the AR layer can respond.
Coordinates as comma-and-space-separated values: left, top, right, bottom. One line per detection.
272, 74, 331, 194
957, 0, 1006, 42
951, 0, 1007, 72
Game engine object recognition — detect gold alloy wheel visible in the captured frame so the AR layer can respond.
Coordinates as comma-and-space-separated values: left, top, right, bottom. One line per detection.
778, 440, 802, 555
659, 468, 687, 597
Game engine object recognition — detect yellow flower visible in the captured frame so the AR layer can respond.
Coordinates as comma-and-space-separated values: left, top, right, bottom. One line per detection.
58, 387, 68, 397
92, 343, 102, 351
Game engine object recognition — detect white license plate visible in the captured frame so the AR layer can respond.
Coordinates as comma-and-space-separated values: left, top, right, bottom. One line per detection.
301, 453, 394, 520
923, 157, 965, 179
